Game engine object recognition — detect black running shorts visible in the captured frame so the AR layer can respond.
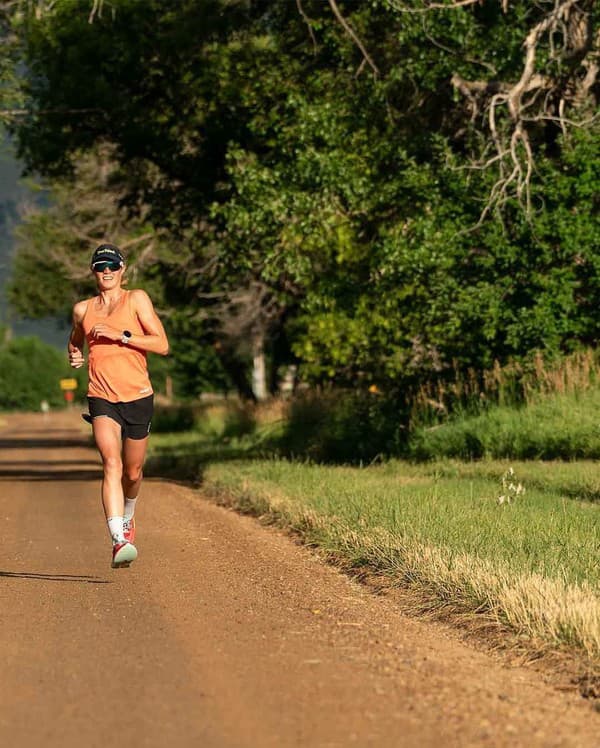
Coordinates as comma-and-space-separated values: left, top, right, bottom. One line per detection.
87, 394, 154, 440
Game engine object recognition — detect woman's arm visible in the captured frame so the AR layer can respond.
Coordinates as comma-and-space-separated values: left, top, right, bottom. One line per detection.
68, 301, 87, 368
89, 290, 169, 356
131, 289, 170, 355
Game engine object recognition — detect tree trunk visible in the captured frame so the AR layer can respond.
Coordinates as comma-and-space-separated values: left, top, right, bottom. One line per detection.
215, 346, 256, 403
251, 333, 268, 402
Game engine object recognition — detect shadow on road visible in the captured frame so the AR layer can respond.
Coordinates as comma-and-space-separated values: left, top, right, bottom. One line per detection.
0, 460, 98, 468
0, 570, 111, 584
0, 438, 90, 449
0, 430, 100, 481
0, 468, 103, 481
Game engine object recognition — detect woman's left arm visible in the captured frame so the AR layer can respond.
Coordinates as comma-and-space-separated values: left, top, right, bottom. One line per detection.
89, 290, 169, 355
130, 290, 170, 355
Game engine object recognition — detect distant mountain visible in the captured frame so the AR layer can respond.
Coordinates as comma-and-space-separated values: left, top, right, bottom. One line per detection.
0, 136, 69, 348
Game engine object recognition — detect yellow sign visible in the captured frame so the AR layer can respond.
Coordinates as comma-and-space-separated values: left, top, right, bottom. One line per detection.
59, 378, 78, 391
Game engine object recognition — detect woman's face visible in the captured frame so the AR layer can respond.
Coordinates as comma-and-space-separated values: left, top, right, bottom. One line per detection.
92, 260, 124, 292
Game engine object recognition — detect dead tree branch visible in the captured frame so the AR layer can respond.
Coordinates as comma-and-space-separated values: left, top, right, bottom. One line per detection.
389, 0, 599, 218
328, 0, 380, 77
387, 0, 506, 13
296, 0, 318, 55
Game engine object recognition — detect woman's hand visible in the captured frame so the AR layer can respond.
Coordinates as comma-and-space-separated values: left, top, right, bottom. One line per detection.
69, 347, 85, 369
90, 323, 122, 342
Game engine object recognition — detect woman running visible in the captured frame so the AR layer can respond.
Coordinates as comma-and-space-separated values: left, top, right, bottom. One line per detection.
68, 243, 169, 568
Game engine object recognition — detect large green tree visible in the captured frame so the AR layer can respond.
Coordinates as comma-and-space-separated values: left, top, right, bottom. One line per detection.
7, 0, 600, 397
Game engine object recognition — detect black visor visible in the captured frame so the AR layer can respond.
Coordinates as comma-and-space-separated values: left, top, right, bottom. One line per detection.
90, 243, 124, 268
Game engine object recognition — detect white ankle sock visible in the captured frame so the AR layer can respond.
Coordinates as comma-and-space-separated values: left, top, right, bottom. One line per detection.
107, 516, 125, 544
124, 497, 138, 522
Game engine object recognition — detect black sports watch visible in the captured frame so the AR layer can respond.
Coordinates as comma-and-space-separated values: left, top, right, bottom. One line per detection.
121, 330, 132, 345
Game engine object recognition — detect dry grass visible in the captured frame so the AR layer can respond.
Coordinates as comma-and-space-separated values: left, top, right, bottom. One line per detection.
411, 348, 600, 426
204, 459, 600, 664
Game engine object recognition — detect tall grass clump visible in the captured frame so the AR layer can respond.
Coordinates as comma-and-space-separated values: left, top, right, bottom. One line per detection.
153, 399, 274, 437
410, 388, 600, 461
152, 403, 197, 433
409, 349, 600, 460
410, 349, 600, 428
147, 398, 288, 479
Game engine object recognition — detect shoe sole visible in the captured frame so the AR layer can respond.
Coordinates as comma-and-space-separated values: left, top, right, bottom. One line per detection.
112, 543, 138, 569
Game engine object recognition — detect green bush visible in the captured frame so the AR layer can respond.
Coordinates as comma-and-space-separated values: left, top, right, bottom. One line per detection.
0, 336, 70, 410
152, 403, 196, 433
280, 389, 407, 463
221, 404, 257, 440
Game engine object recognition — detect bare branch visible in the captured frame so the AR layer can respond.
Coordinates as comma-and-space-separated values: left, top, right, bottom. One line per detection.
522, 111, 600, 128
120, 232, 155, 250
296, 0, 318, 55
391, 0, 599, 219
386, 0, 491, 13
88, 0, 102, 24
328, 0, 380, 77
88, 0, 116, 24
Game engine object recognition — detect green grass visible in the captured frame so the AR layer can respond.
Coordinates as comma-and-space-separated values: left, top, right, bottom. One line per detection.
410, 390, 600, 460
197, 456, 600, 660
146, 418, 283, 481
421, 459, 600, 503
204, 459, 600, 588
146, 392, 600, 662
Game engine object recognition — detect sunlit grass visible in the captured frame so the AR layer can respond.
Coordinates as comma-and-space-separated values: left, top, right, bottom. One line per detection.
202, 458, 600, 659
410, 390, 600, 460
419, 459, 600, 502
148, 393, 600, 660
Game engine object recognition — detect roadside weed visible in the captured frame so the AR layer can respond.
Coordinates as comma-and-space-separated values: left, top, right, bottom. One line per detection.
497, 467, 525, 505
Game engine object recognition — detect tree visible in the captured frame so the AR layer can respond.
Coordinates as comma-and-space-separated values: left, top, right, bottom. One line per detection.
10, 0, 313, 398
7, 0, 600, 400
0, 335, 73, 410
386, 0, 599, 218
0, 1, 25, 125
9, 146, 238, 398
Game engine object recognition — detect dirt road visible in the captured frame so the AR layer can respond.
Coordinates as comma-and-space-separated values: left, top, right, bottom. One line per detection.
1, 411, 599, 747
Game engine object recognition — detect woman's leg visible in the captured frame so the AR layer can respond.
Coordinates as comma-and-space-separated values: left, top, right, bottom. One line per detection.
92, 416, 125, 521
93, 416, 139, 567
122, 436, 149, 500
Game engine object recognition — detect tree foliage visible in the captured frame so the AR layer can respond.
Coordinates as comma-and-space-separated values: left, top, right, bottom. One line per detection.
0, 334, 71, 409
6, 0, 600, 398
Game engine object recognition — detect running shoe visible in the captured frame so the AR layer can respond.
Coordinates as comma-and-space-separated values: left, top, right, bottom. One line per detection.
111, 540, 138, 569
123, 516, 136, 543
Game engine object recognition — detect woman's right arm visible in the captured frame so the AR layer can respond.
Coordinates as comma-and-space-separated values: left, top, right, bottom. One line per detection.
68, 301, 87, 369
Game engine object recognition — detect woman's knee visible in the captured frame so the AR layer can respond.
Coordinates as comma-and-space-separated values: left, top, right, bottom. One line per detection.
102, 454, 123, 475
123, 464, 143, 484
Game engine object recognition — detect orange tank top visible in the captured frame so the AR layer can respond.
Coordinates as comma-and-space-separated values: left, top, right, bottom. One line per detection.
82, 290, 153, 403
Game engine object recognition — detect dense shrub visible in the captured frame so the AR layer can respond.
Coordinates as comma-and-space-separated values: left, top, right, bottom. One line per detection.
152, 403, 196, 433
280, 389, 407, 463
221, 404, 257, 440
0, 336, 71, 410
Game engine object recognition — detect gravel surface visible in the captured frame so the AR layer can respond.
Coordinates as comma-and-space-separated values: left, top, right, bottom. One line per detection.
1, 411, 599, 747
